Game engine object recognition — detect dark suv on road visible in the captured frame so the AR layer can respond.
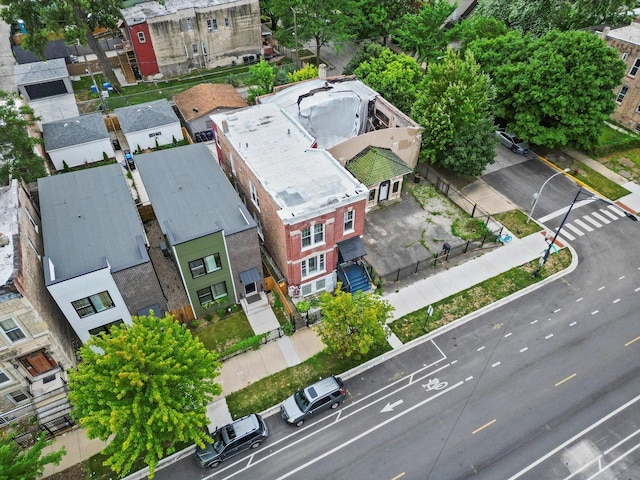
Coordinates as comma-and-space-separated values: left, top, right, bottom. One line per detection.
195, 414, 268, 468
281, 376, 346, 427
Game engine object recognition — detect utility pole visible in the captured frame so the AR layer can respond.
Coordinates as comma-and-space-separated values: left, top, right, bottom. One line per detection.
290, 6, 300, 68
81, 40, 107, 113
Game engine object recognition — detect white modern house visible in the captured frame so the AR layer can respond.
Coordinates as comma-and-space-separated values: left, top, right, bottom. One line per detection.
42, 113, 115, 170
38, 164, 167, 343
114, 99, 183, 151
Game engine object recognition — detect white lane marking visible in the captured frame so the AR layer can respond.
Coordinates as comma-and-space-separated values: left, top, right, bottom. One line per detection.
553, 308, 561, 313
613, 298, 620, 304
451, 360, 458, 365
619, 276, 626, 280
591, 211, 610, 224
598, 286, 605, 291
507, 393, 640, 480
491, 362, 501, 368
558, 230, 575, 241
576, 297, 583, 302
592, 310, 599, 315
504, 333, 512, 338
635, 287, 640, 292
273, 381, 465, 480
600, 208, 619, 220
531, 320, 538, 325
465, 376, 474, 382
520, 347, 528, 353
565, 223, 584, 237
477, 346, 485, 352
569, 322, 577, 326
583, 216, 602, 228
574, 219, 594, 232
608, 205, 626, 217
545, 334, 554, 339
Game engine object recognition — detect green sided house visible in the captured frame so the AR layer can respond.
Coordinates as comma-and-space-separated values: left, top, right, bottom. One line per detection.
135, 143, 263, 318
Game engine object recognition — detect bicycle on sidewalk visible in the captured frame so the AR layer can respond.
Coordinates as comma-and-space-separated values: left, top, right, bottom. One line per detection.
496, 233, 512, 244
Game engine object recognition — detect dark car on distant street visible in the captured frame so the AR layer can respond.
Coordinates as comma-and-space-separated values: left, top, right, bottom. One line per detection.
123, 149, 135, 170
495, 130, 530, 154
112, 138, 121, 151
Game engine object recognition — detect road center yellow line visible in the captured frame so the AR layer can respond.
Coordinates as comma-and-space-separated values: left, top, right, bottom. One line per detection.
555, 373, 577, 387
472, 419, 496, 435
390, 473, 405, 480
625, 336, 640, 347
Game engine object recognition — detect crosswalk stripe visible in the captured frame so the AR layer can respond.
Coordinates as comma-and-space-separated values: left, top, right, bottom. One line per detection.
565, 223, 584, 236
557, 230, 575, 241
574, 218, 594, 231
591, 212, 610, 224
600, 208, 618, 221
608, 205, 626, 217
583, 215, 602, 228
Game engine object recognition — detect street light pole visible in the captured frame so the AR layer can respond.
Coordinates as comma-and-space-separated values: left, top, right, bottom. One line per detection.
290, 6, 300, 69
527, 168, 570, 224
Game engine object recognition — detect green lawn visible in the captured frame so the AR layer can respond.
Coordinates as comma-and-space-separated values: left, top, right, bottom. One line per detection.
493, 210, 543, 238
572, 160, 630, 200
194, 312, 255, 354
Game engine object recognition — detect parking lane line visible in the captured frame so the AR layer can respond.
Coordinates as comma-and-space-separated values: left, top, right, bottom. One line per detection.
625, 336, 640, 347
598, 286, 605, 291
592, 310, 599, 315
477, 346, 485, 352
555, 373, 576, 387
530, 320, 538, 325
520, 347, 528, 353
545, 334, 554, 339
569, 322, 577, 327
472, 419, 497, 435
613, 298, 620, 304
576, 297, 583, 302
619, 276, 626, 280
491, 362, 501, 368
390, 473, 405, 480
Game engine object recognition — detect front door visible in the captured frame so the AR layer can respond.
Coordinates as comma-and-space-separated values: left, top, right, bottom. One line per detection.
379, 180, 390, 201
20, 350, 56, 376
245, 282, 257, 295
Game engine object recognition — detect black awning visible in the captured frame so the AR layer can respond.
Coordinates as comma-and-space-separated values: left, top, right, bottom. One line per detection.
337, 236, 367, 263
239, 267, 261, 285
137, 304, 162, 318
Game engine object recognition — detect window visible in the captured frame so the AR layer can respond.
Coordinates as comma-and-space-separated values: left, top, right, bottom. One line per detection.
635, 123, 640, 133
7, 390, 29, 404
617, 86, 629, 103
197, 282, 228, 306
301, 253, 325, 278
622, 52, 629, 61
301, 284, 313, 296
368, 190, 376, 201
71, 291, 114, 318
224, 17, 230, 28
148, 131, 161, 138
192, 43, 198, 54
189, 253, 222, 278
392, 181, 400, 194
629, 58, 640, 77
88, 320, 124, 337
207, 18, 218, 31
0, 318, 26, 343
137, 31, 146, 43
301, 224, 324, 248
344, 211, 354, 232
0, 368, 10, 385
250, 181, 260, 208
186, 18, 193, 30
202, 42, 207, 55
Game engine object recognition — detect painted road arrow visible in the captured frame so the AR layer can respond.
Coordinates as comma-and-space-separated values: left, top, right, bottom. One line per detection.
380, 399, 404, 413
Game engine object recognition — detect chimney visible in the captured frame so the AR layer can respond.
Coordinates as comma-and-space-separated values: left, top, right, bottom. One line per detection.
319, 63, 327, 80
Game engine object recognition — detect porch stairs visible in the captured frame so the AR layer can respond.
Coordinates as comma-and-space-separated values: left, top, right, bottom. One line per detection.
338, 263, 371, 294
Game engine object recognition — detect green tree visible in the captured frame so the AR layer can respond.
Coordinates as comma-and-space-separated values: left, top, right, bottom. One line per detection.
276, 0, 359, 66
0, 92, 45, 186
246, 59, 276, 104
316, 287, 394, 359
287, 64, 319, 83
0, 0, 124, 89
68, 312, 222, 479
475, 0, 634, 37
412, 48, 496, 175
470, 30, 626, 150
391, 0, 456, 63
446, 15, 509, 52
343, 40, 387, 75
0, 430, 65, 480
352, 0, 417, 43
354, 49, 423, 113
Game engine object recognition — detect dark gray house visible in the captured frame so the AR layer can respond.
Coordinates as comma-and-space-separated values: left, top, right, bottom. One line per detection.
135, 143, 263, 319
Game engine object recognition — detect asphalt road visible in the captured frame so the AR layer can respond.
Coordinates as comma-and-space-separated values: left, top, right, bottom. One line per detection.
154, 155, 640, 480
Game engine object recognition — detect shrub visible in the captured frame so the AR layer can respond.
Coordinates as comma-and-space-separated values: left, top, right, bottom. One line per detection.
219, 334, 267, 358
282, 322, 295, 336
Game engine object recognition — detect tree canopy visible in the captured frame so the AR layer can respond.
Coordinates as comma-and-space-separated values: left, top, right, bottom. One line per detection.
475, 0, 635, 37
316, 287, 394, 359
0, 0, 123, 89
412, 49, 497, 175
0, 91, 46, 186
68, 312, 222, 478
246, 59, 276, 104
469, 29, 626, 150
391, 0, 455, 63
0, 430, 65, 480
354, 48, 423, 114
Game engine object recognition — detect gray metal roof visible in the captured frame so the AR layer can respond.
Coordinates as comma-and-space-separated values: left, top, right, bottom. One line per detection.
135, 143, 256, 245
122, 0, 238, 25
38, 164, 149, 284
14, 58, 69, 86
114, 99, 179, 134
607, 22, 640, 45
42, 113, 110, 151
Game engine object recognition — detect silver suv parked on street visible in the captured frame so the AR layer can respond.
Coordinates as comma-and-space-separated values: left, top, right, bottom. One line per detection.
281, 376, 346, 427
195, 414, 268, 468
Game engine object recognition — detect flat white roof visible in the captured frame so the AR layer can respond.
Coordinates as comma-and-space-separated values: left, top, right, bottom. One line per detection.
211, 102, 367, 222
0, 181, 18, 287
